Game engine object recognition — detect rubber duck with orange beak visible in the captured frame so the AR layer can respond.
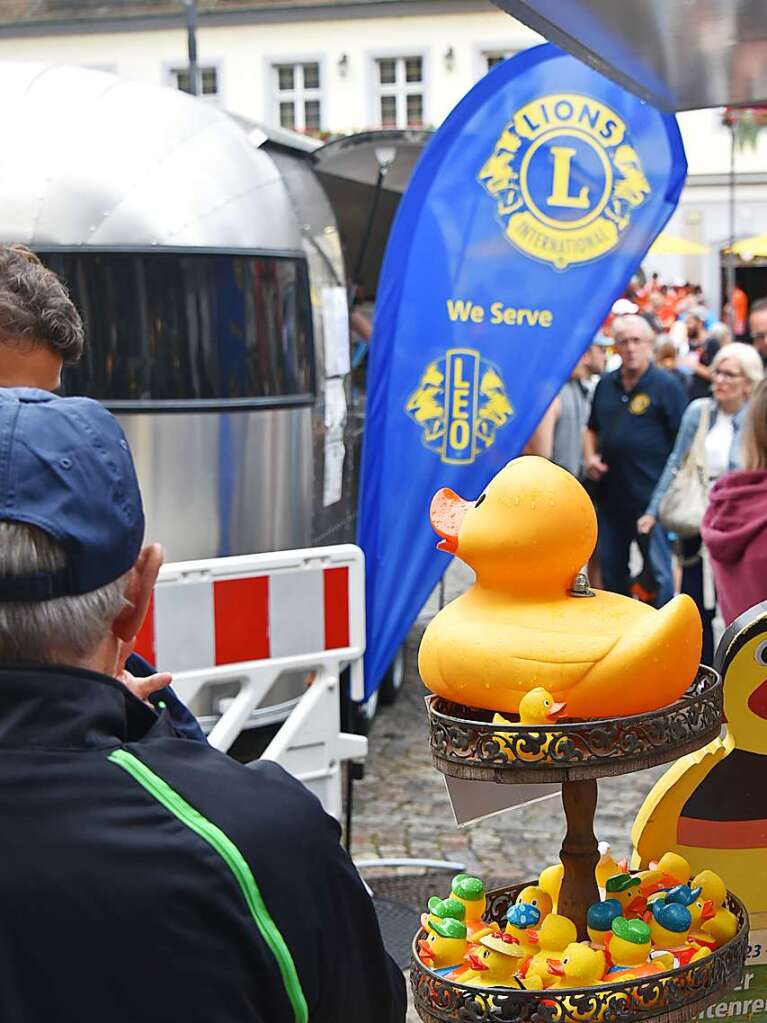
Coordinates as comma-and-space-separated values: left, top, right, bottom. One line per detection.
419, 457, 701, 718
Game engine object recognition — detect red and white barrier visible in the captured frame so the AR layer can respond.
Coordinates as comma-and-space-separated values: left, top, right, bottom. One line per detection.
135, 544, 367, 818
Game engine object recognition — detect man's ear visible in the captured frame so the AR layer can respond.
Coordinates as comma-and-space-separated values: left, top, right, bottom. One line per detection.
112, 544, 164, 643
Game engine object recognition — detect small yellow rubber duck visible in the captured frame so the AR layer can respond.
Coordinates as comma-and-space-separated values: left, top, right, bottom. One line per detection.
595, 842, 628, 893
632, 604, 767, 917
586, 898, 622, 947
419, 457, 701, 717
538, 862, 564, 911
504, 901, 541, 956
462, 932, 526, 988
693, 870, 738, 948
448, 874, 492, 940
523, 914, 578, 988
604, 873, 647, 919
515, 885, 553, 923
604, 918, 659, 980
492, 688, 568, 761
418, 917, 468, 971
421, 896, 466, 933
546, 942, 607, 988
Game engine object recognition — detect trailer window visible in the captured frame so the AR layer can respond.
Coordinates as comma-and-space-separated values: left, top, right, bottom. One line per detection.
44, 251, 315, 408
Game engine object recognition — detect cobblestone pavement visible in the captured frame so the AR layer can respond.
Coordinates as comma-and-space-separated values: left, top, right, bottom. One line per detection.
351, 561, 667, 1021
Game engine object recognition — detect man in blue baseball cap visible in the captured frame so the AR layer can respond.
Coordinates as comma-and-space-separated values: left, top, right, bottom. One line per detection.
0, 242, 203, 738
0, 387, 406, 1023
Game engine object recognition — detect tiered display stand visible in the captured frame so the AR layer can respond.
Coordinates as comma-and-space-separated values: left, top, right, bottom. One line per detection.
411, 666, 749, 1023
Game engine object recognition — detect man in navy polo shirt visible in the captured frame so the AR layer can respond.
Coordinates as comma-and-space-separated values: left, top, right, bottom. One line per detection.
584, 314, 687, 606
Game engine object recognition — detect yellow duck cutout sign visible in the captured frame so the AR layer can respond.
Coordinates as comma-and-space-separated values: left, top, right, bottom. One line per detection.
631, 601, 767, 919
419, 457, 701, 717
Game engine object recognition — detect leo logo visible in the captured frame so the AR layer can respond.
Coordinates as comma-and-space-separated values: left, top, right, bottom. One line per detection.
405, 349, 514, 464
478, 93, 651, 270
629, 393, 651, 415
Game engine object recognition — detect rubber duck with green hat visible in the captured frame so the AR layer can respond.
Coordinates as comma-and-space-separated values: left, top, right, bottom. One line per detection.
605, 873, 647, 918
418, 917, 468, 971
604, 918, 664, 979
450, 874, 488, 939
420, 896, 465, 932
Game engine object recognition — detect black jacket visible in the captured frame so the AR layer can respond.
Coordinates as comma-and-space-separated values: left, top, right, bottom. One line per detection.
0, 664, 406, 1023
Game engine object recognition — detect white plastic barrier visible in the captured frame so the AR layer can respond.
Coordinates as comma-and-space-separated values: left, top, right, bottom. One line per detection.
135, 544, 367, 817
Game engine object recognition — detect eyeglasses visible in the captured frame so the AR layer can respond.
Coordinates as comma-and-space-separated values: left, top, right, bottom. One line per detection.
712, 368, 744, 380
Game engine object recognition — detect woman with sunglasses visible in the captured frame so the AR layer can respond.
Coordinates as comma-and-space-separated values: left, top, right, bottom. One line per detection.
637, 342, 764, 663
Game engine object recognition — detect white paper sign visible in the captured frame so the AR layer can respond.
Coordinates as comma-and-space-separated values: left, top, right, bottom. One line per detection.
323, 438, 346, 507
445, 775, 559, 827
322, 286, 351, 377
324, 378, 347, 433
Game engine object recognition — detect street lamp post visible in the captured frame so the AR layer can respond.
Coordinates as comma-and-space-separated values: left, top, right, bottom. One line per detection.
182, 0, 199, 96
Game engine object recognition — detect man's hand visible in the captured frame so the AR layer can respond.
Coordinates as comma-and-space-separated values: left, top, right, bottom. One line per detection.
637, 514, 656, 535
585, 453, 609, 482
116, 639, 172, 704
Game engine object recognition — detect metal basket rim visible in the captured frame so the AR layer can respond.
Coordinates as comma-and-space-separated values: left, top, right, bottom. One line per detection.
426, 664, 720, 735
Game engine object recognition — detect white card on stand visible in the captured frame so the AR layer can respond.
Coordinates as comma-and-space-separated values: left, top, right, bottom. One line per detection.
445, 775, 559, 827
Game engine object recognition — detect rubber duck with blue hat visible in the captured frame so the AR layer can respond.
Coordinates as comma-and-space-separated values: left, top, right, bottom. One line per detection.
504, 901, 541, 956
587, 898, 622, 947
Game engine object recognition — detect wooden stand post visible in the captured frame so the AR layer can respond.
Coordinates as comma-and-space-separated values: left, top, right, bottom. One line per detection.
558, 778, 600, 941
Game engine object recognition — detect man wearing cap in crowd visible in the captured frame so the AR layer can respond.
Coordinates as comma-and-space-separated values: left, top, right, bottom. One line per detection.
0, 243, 203, 740
0, 387, 406, 1022
584, 314, 687, 607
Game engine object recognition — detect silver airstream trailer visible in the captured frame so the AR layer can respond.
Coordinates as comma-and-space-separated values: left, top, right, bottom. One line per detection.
0, 61, 352, 563
0, 61, 371, 731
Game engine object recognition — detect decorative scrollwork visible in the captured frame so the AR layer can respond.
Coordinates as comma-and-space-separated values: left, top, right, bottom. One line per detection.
427, 667, 722, 782
411, 880, 748, 1023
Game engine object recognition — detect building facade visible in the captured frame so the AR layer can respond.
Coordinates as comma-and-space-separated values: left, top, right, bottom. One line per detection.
2, 0, 767, 310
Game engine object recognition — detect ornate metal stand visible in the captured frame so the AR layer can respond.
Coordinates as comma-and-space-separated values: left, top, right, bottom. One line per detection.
411, 881, 749, 1023
413, 664, 748, 1022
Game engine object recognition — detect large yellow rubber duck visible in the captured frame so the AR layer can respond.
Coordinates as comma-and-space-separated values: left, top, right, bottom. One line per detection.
631, 602, 767, 919
419, 457, 701, 717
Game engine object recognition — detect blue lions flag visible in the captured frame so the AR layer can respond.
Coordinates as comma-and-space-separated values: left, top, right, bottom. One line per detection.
357, 43, 686, 695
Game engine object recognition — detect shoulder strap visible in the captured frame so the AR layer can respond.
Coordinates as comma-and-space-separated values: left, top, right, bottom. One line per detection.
689, 399, 711, 469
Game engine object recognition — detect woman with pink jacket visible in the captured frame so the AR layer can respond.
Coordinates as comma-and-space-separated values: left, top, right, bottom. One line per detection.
701, 379, 767, 624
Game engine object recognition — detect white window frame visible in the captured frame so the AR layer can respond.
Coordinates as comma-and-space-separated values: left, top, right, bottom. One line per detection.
474, 45, 520, 80
164, 60, 223, 103
371, 52, 427, 130
271, 58, 325, 135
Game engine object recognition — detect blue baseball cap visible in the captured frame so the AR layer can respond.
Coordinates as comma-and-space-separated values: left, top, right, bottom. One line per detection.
0, 389, 144, 600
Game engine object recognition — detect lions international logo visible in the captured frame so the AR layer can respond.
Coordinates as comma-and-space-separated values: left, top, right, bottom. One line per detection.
405, 348, 513, 465
478, 93, 651, 270
629, 393, 651, 415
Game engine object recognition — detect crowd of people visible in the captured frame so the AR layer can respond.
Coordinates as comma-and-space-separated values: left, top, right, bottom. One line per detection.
529, 275, 767, 661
